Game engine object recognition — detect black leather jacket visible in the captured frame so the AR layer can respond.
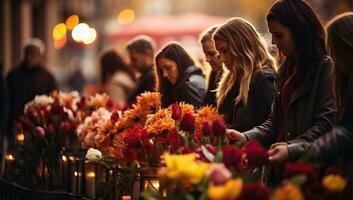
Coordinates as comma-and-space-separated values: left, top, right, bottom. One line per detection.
244, 56, 335, 162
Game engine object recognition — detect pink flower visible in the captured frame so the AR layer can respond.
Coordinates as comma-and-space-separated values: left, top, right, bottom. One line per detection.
35, 126, 45, 137
180, 113, 195, 132
206, 163, 232, 185
171, 102, 182, 120
212, 120, 226, 136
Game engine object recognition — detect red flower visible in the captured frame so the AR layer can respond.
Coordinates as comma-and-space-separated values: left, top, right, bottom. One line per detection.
202, 122, 212, 136
180, 113, 195, 132
243, 140, 268, 167
284, 161, 315, 178
193, 131, 203, 145
35, 126, 45, 137
110, 111, 120, 122
171, 102, 182, 120
123, 126, 146, 147
206, 144, 217, 155
180, 147, 194, 154
212, 120, 226, 136
239, 183, 270, 200
222, 146, 242, 169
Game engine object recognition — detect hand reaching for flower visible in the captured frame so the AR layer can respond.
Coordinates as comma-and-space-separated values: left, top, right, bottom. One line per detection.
268, 143, 289, 164
226, 129, 247, 143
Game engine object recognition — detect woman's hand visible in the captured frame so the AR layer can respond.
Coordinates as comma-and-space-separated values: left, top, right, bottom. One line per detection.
268, 143, 289, 164
226, 129, 247, 143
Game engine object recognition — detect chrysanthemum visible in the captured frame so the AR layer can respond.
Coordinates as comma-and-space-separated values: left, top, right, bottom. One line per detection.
195, 106, 224, 131
108, 133, 125, 160
145, 108, 176, 134
136, 92, 161, 112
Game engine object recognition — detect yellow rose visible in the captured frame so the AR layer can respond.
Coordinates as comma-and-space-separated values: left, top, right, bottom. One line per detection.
163, 153, 210, 184
207, 178, 243, 200
272, 183, 304, 200
322, 174, 347, 192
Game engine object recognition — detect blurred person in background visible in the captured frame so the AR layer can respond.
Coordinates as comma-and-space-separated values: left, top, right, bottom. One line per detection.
214, 17, 277, 132
99, 49, 136, 105
6, 38, 57, 138
199, 25, 223, 107
126, 35, 156, 104
311, 12, 353, 184
155, 42, 206, 107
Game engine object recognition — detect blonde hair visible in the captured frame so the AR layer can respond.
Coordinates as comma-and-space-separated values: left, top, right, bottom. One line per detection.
214, 17, 277, 106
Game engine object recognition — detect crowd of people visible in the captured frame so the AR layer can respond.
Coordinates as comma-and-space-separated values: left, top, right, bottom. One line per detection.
1, 0, 353, 187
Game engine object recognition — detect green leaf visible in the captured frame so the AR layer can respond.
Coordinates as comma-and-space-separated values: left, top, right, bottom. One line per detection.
201, 145, 214, 162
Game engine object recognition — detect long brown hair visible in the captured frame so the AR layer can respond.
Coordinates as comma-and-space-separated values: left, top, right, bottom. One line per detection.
326, 12, 353, 115
213, 17, 277, 106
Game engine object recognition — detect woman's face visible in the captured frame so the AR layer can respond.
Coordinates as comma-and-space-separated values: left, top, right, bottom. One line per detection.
215, 39, 235, 73
268, 20, 296, 56
158, 57, 179, 85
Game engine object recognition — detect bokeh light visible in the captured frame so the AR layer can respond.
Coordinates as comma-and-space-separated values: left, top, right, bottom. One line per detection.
82, 28, 97, 45
66, 15, 79, 30
54, 35, 67, 49
118, 9, 135, 24
52, 23, 67, 40
72, 23, 90, 42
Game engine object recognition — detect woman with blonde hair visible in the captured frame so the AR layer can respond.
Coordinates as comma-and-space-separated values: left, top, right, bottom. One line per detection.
214, 17, 277, 132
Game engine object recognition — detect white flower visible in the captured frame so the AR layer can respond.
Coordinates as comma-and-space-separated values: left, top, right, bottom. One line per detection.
63, 107, 74, 120
24, 95, 54, 113
85, 148, 102, 161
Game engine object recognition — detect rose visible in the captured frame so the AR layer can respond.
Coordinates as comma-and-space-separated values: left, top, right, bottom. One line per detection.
206, 163, 232, 185
171, 103, 182, 120
243, 140, 268, 167
212, 120, 226, 136
284, 161, 315, 178
239, 183, 270, 200
180, 113, 195, 132
35, 126, 45, 137
202, 122, 212, 136
222, 146, 242, 169
85, 148, 102, 161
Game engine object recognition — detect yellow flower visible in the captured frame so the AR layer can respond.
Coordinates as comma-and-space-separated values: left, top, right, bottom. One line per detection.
322, 174, 347, 192
163, 153, 210, 184
195, 106, 224, 131
272, 183, 304, 200
207, 178, 243, 200
145, 108, 175, 134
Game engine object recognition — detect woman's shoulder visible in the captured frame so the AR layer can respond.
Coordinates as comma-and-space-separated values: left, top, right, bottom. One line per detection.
110, 71, 136, 86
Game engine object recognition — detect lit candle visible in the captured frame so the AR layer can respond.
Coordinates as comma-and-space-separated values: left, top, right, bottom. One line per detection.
4, 153, 15, 180
16, 133, 25, 143
122, 195, 131, 200
86, 171, 95, 197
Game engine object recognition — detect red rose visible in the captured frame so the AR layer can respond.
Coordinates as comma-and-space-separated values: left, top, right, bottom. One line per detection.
222, 146, 242, 169
180, 113, 195, 132
180, 147, 194, 154
239, 183, 270, 200
244, 140, 268, 167
171, 102, 182, 120
35, 126, 45, 137
284, 161, 315, 178
212, 120, 226, 136
202, 122, 212, 136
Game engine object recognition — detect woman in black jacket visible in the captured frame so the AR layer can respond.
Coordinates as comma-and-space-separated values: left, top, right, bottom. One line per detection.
228, 0, 335, 164
155, 42, 206, 107
311, 12, 353, 183
213, 17, 277, 132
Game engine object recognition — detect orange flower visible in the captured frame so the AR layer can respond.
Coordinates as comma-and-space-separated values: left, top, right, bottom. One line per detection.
145, 108, 176, 134
178, 102, 194, 116
272, 183, 304, 200
136, 92, 161, 112
195, 106, 224, 131
108, 133, 125, 160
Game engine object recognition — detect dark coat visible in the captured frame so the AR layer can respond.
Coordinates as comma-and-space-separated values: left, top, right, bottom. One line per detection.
0, 71, 8, 134
244, 56, 335, 162
202, 69, 222, 107
6, 62, 57, 133
128, 67, 155, 103
311, 73, 353, 183
218, 67, 276, 132
162, 65, 206, 107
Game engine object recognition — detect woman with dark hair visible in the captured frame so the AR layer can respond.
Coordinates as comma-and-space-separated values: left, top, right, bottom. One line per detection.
155, 42, 206, 107
99, 50, 136, 104
311, 12, 353, 183
228, 0, 335, 164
